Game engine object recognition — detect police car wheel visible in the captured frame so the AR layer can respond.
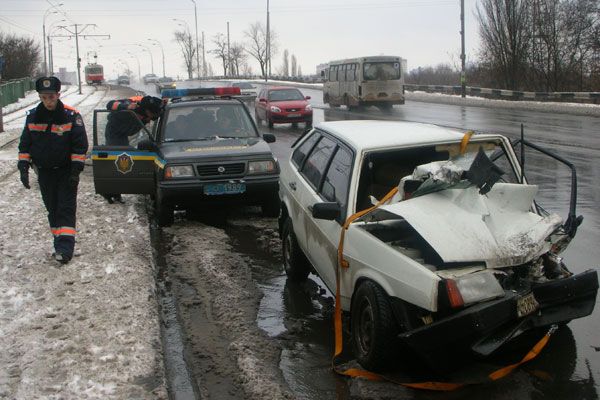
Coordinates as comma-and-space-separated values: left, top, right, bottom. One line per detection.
154, 189, 174, 227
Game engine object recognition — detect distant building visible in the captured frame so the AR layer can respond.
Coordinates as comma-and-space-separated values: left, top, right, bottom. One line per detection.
316, 63, 329, 77
54, 67, 77, 85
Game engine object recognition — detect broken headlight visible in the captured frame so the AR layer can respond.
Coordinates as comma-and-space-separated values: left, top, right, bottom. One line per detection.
455, 270, 505, 306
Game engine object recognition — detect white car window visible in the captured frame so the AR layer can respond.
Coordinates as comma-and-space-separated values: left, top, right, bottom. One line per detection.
301, 136, 336, 189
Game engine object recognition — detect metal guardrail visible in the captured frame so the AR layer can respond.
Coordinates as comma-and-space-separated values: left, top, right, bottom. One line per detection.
0, 78, 35, 107
404, 84, 600, 103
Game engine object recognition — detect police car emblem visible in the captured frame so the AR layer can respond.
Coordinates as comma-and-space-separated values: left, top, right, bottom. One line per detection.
115, 153, 134, 174
43, 79, 51, 88
217, 166, 226, 173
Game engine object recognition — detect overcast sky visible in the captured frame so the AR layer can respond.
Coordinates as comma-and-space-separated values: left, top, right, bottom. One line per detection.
1, 0, 480, 79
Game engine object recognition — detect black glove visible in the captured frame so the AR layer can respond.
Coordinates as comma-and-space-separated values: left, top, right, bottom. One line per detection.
18, 161, 30, 189
69, 168, 81, 188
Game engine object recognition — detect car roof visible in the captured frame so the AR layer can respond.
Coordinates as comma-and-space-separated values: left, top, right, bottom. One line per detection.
166, 98, 245, 109
315, 120, 473, 150
266, 86, 301, 91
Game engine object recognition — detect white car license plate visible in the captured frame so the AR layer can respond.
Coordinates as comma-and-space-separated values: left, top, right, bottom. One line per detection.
287, 113, 301, 118
517, 292, 539, 318
203, 183, 246, 195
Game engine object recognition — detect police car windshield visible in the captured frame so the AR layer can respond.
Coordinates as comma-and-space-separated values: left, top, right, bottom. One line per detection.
163, 104, 257, 142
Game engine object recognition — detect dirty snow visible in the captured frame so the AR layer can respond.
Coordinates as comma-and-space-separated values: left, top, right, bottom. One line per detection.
0, 86, 167, 399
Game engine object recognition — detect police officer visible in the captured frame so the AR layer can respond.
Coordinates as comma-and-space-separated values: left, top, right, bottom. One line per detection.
18, 76, 89, 264
102, 95, 162, 203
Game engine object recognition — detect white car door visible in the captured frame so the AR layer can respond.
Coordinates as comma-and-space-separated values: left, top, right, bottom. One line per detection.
300, 137, 354, 293
282, 131, 322, 253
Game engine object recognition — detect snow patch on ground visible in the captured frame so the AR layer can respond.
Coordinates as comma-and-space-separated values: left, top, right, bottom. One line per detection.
0, 86, 167, 399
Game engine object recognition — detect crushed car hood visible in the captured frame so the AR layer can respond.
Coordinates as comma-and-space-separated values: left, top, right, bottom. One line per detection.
378, 183, 564, 268
160, 138, 272, 161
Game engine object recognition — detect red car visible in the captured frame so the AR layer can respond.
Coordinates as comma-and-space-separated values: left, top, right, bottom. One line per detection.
255, 86, 312, 128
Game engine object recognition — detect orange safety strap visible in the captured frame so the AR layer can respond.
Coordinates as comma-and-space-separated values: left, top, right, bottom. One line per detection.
18, 153, 31, 160
331, 182, 557, 391
460, 130, 474, 154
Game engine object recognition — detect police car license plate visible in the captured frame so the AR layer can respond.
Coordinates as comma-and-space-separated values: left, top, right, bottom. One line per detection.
204, 183, 246, 195
517, 292, 539, 318
287, 113, 301, 118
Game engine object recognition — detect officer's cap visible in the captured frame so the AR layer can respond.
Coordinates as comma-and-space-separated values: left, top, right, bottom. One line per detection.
36, 76, 61, 94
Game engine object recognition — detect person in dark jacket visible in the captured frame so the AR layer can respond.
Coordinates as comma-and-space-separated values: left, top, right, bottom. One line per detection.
101, 95, 162, 203
17, 76, 89, 264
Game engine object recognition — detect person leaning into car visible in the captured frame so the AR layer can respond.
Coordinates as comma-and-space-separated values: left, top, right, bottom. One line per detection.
17, 76, 89, 265
101, 95, 163, 203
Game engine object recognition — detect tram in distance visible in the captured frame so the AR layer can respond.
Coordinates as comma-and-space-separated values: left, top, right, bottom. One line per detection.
85, 63, 104, 85
321, 55, 406, 111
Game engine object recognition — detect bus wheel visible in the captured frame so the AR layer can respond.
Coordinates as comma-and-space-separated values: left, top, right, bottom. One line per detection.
378, 103, 393, 112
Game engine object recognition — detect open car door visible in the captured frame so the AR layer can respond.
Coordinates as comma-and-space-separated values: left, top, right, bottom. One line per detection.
91, 109, 156, 195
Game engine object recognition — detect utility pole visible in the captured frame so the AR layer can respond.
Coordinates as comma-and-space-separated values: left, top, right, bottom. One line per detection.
227, 22, 231, 77
191, 0, 201, 80
460, 0, 466, 98
266, 0, 271, 80
202, 31, 207, 77
53, 24, 110, 94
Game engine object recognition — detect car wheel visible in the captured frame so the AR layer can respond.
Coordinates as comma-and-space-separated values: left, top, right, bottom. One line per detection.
351, 280, 399, 372
261, 192, 280, 217
305, 119, 313, 129
268, 119, 274, 128
154, 188, 174, 227
282, 218, 311, 282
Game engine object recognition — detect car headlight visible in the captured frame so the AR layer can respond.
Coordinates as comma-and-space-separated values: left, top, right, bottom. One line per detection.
165, 165, 194, 179
305, 104, 312, 111
454, 270, 504, 306
270, 106, 281, 113
248, 160, 276, 174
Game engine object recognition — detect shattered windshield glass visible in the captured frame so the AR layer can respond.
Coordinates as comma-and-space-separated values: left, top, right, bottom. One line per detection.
406, 141, 519, 199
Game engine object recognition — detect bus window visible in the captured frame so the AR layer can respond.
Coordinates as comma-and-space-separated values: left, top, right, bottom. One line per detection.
363, 62, 401, 81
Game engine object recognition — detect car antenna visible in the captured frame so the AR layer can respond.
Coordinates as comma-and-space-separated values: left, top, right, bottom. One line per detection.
520, 123, 525, 184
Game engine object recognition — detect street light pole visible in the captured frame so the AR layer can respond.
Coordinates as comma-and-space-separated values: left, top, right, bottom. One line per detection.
148, 39, 166, 77
127, 51, 141, 83
136, 44, 154, 75
266, 0, 270, 81
190, 0, 201, 79
460, 0, 466, 98
227, 21, 231, 77
202, 31, 206, 77
43, 9, 58, 75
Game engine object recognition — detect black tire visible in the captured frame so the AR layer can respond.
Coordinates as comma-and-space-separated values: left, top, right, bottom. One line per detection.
378, 103, 393, 112
261, 192, 280, 217
351, 280, 399, 372
268, 119, 274, 128
305, 119, 312, 129
154, 188, 174, 227
281, 218, 311, 282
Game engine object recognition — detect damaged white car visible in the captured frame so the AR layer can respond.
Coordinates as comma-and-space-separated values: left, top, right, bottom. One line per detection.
278, 120, 598, 372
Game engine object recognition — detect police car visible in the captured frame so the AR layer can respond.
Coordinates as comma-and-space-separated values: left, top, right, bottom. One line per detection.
91, 87, 280, 226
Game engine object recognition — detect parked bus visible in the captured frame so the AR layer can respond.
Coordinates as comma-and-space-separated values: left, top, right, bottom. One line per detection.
85, 63, 104, 85
322, 55, 406, 111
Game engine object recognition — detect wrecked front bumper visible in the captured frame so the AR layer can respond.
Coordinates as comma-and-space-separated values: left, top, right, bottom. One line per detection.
398, 269, 598, 367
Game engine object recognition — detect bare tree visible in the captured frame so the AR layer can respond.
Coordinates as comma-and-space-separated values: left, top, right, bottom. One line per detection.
291, 54, 297, 76
230, 43, 247, 77
174, 29, 196, 79
210, 33, 229, 76
297, 65, 302, 77
244, 21, 278, 78
0, 33, 40, 80
477, 0, 531, 90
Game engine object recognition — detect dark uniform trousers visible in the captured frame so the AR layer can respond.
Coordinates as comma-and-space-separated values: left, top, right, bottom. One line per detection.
38, 167, 78, 256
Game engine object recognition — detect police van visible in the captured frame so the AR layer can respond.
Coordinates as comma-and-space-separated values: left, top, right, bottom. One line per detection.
91, 87, 280, 226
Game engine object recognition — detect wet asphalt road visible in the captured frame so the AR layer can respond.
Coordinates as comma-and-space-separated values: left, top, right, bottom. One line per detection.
140, 81, 599, 399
